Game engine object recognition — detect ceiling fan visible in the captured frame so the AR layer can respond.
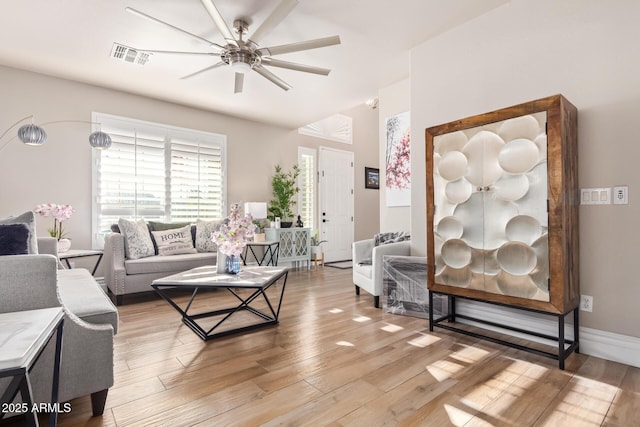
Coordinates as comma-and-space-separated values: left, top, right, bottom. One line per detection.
122, 0, 341, 93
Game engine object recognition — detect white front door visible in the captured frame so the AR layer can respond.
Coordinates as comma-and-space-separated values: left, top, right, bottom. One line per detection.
319, 147, 354, 262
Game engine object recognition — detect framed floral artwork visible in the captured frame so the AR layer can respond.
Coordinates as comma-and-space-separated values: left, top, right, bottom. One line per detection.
385, 111, 411, 206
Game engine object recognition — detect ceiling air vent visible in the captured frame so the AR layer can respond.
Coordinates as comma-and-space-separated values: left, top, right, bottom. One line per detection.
110, 43, 150, 66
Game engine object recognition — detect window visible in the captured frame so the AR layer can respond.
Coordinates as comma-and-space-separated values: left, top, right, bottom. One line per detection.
92, 113, 226, 248
297, 147, 316, 231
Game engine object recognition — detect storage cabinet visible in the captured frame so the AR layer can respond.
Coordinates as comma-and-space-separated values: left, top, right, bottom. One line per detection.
265, 228, 311, 266
425, 95, 579, 368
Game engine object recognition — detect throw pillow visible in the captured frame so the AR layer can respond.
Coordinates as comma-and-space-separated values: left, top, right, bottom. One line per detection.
374, 231, 410, 246
0, 223, 30, 255
151, 225, 197, 256
147, 221, 192, 254
117, 218, 155, 260
148, 221, 191, 231
195, 219, 222, 253
0, 211, 38, 254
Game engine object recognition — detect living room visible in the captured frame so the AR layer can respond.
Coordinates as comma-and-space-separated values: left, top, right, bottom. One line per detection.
2, 0, 640, 425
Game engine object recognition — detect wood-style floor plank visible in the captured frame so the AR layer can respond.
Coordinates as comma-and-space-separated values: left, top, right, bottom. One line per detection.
50, 267, 638, 426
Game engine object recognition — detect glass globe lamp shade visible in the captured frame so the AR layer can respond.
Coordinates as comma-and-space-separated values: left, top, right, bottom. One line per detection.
17, 124, 47, 146
89, 131, 112, 150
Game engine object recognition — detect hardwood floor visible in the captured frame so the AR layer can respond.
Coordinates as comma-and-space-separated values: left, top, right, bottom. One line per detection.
56, 267, 639, 426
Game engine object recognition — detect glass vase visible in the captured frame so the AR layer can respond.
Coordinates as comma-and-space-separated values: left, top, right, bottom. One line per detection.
225, 254, 241, 274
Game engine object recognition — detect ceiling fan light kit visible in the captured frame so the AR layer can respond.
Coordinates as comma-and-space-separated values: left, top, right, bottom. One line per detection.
123, 0, 341, 93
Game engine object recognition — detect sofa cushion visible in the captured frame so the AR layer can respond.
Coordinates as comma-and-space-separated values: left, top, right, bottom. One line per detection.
0, 223, 30, 255
354, 264, 373, 279
124, 252, 216, 275
151, 225, 197, 256
0, 211, 38, 254
195, 219, 222, 253
57, 269, 119, 333
118, 218, 155, 260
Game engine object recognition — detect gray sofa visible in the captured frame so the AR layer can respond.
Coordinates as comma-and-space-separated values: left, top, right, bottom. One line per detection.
103, 232, 217, 304
0, 237, 118, 417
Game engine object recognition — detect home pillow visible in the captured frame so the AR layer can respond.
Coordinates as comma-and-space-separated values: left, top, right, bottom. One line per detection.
117, 218, 155, 260
195, 219, 222, 253
0, 223, 30, 255
151, 225, 197, 256
148, 221, 192, 254
0, 211, 38, 254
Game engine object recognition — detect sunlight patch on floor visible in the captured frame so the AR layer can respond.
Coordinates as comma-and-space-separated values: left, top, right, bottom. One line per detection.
336, 341, 355, 347
381, 323, 404, 333
444, 403, 475, 426
408, 333, 441, 348
353, 316, 371, 322
329, 308, 343, 314
427, 360, 465, 382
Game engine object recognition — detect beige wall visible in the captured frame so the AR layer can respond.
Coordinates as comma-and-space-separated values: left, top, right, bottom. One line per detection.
0, 65, 378, 253
379, 78, 411, 233
411, 0, 640, 337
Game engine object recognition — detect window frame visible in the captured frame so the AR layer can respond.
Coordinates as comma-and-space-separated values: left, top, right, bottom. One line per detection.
91, 112, 227, 248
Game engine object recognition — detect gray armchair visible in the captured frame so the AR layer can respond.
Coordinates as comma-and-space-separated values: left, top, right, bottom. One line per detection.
0, 238, 118, 416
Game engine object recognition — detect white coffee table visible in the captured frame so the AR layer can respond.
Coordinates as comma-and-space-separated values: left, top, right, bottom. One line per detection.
152, 266, 289, 341
0, 307, 64, 427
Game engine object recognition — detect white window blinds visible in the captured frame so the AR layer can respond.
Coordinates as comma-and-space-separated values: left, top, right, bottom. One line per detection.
92, 113, 226, 247
298, 147, 316, 231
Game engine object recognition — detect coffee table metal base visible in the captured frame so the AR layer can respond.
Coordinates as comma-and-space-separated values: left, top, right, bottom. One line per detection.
152, 268, 288, 341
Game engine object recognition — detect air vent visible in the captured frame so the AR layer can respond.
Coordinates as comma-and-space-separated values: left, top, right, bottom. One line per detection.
110, 43, 150, 66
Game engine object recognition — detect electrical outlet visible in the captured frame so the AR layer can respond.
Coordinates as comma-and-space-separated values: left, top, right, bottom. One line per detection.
580, 294, 593, 312
613, 185, 629, 205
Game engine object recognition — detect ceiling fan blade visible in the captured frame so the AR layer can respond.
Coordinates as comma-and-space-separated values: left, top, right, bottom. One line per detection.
254, 65, 291, 91
258, 35, 341, 56
132, 48, 220, 56
248, 0, 298, 46
234, 73, 244, 94
199, 0, 238, 47
261, 58, 331, 76
125, 7, 224, 50
180, 61, 227, 80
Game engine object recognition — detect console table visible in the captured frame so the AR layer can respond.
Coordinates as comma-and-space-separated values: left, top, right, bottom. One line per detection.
0, 307, 64, 427
264, 228, 310, 268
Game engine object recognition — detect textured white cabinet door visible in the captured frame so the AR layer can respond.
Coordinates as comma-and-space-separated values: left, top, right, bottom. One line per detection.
265, 228, 311, 265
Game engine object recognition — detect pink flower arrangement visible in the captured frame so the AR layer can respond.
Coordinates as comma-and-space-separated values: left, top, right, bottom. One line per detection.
212, 203, 255, 256
35, 203, 74, 240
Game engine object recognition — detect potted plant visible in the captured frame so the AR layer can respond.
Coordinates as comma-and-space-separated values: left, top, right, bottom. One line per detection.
268, 164, 300, 227
310, 231, 327, 260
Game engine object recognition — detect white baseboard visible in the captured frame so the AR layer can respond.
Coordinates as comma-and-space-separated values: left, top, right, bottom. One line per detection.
449, 300, 640, 369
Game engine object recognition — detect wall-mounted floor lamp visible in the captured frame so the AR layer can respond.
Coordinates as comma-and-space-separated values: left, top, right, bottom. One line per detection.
0, 115, 112, 153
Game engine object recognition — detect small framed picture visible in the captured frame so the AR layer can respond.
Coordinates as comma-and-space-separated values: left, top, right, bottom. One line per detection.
365, 167, 379, 189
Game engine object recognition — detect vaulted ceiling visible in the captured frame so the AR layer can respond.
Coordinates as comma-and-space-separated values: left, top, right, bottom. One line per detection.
0, 0, 507, 128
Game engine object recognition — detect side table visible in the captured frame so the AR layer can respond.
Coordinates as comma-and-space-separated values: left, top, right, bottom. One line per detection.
58, 249, 103, 275
0, 307, 64, 427
241, 241, 280, 266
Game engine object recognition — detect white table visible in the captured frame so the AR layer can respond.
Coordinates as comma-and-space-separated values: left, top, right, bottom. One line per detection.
152, 266, 289, 341
0, 307, 64, 427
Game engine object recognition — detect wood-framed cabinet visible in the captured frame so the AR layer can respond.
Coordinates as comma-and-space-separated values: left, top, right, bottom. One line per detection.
426, 95, 579, 315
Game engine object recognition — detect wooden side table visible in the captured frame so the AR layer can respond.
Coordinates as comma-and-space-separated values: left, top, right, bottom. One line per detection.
0, 307, 64, 427
312, 252, 325, 268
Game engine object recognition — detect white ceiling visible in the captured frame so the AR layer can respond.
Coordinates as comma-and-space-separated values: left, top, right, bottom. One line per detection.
0, 0, 507, 128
